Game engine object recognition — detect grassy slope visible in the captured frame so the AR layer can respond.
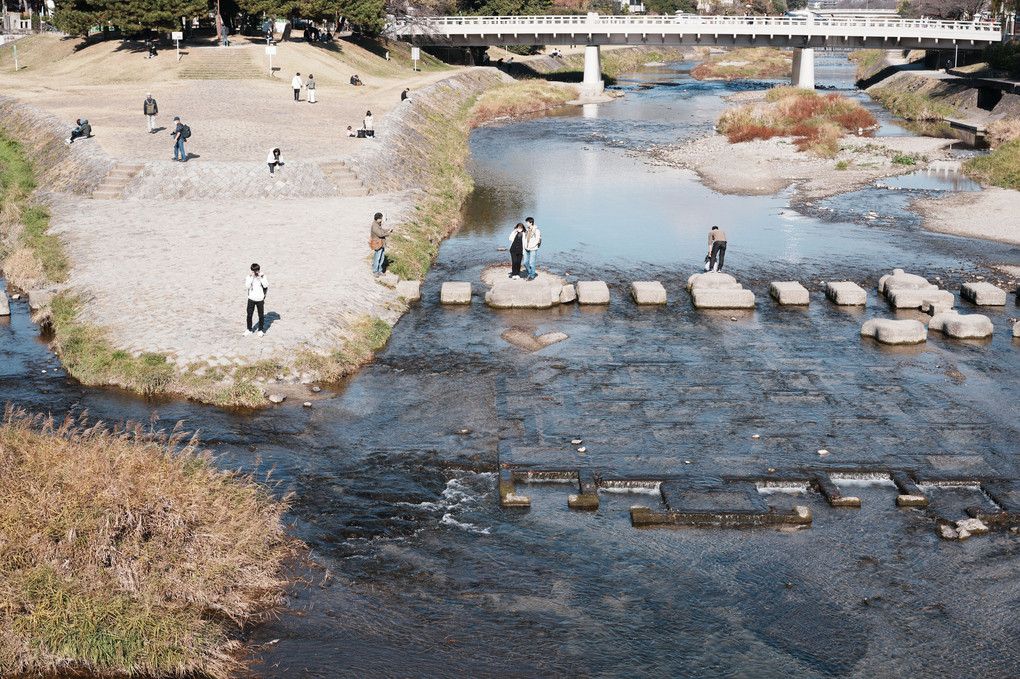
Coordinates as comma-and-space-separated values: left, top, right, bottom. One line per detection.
691, 47, 791, 81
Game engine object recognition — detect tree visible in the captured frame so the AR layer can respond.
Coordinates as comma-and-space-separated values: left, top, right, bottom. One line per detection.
52, 0, 206, 34
643, 0, 696, 14
787, 0, 807, 9
456, 0, 552, 16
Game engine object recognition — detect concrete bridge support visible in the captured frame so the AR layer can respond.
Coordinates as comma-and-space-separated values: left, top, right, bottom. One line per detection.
582, 44, 604, 96
791, 47, 815, 90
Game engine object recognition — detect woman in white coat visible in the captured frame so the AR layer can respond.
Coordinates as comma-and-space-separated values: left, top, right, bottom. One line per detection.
267, 147, 284, 175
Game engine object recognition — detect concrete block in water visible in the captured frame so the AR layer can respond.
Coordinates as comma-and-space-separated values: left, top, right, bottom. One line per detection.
769, 281, 809, 305
568, 493, 600, 510
878, 268, 933, 296
687, 271, 740, 292
928, 311, 994, 339
1014, 321, 1020, 338
559, 283, 576, 304
961, 281, 1007, 306
691, 288, 755, 309
955, 518, 989, 536
0, 291, 9, 317
922, 299, 954, 316
631, 281, 667, 305
28, 289, 55, 311
577, 281, 610, 305
440, 282, 472, 305
395, 280, 421, 302
887, 288, 955, 310
485, 280, 554, 309
861, 318, 927, 345
892, 471, 929, 507
499, 468, 530, 508
825, 281, 867, 306
813, 473, 861, 508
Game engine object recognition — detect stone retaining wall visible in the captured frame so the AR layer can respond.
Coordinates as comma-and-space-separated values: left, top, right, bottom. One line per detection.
123, 160, 338, 200
0, 94, 116, 196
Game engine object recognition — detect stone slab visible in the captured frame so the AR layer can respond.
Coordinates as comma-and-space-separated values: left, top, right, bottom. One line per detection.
928, 311, 994, 339
825, 281, 867, 306
961, 281, 1007, 306
559, 284, 576, 304
687, 272, 741, 291
27, 289, 55, 311
691, 288, 755, 309
887, 288, 955, 310
485, 280, 555, 309
631, 281, 667, 305
878, 269, 933, 296
1014, 321, 1020, 339
440, 282, 472, 305
769, 281, 809, 305
577, 281, 610, 305
395, 280, 421, 302
0, 290, 9, 316
861, 318, 927, 345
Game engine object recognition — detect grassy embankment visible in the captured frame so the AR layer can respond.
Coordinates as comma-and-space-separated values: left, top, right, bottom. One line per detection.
716, 85, 876, 157
964, 119, 1020, 189
848, 49, 884, 81
867, 87, 957, 121
0, 407, 298, 677
544, 46, 705, 83
691, 47, 791, 81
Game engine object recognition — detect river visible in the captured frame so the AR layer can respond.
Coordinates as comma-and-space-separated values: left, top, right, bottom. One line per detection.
2, 54, 1020, 677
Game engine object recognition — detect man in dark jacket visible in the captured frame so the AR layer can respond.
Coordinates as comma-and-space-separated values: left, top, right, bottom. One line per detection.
143, 93, 158, 133
66, 119, 91, 145
171, 116, 187, 161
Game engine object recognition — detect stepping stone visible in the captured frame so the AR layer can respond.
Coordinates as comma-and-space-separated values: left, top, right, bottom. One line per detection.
577, 281, 610, 305
691, 288, 755, 309
769, 281, 809, 305
559, 284, 576, 304
1014, 321, 1020, 338
631, 281, 667, 305
928, 311, 994, 339
887, 288, 955, 309
0, 291, 9, 317
485, 280, 555, 309
961, 281, 1006, 306
440, 282, 472, 305
878, 268, 932, 296
861, 318, 927, 344
825, 281, 867, 306
687, 271, 740, 291
395, 280, 420, 302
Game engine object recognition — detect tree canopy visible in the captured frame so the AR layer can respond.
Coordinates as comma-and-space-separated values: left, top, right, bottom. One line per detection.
52, 0, 206, 34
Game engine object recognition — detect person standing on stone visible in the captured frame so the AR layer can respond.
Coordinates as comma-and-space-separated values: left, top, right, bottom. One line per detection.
143, 92, 158, 133
171, 116, 187, 161
522, 216, 541, 281
245, 263, 269, 337
370, 212, 391, 276
708, 225, 727, 273
306, 74, 316, 103
291, 72, 302, 101
508, 222, 525, 279
363, 110, 374, 137
267, 147, 283, 175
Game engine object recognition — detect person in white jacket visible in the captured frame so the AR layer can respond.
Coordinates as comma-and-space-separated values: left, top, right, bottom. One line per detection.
522, 217, 541, 280
291, 72, 302, 101
267, 147, 283, 175
245, 263, 269, 337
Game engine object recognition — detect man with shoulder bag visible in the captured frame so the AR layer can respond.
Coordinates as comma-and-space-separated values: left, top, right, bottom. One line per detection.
369, 212, 391, 276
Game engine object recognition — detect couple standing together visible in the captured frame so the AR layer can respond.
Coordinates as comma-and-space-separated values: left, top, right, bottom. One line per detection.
507, 217, 542, 280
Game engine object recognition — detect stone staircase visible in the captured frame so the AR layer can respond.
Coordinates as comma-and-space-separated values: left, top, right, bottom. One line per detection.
318, 160, 370, 196
92, 162, 145, 200
178, 47, 263, 80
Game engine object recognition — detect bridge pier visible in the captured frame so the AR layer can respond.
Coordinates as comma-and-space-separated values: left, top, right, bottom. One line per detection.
581, 44, 604, 96
791, 47, 815, 90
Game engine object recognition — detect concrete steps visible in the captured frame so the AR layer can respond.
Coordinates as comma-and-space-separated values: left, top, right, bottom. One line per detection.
92, 162, 145, 200
178, 47, 263, 80
318, 160, 370, 196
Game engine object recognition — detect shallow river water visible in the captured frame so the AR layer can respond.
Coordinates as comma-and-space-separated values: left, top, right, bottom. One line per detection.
3, 56, 1020, 677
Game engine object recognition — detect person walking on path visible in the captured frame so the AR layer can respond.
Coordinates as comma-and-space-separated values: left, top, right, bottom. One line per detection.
370, 212, 392, 276
306, 74, 316, 103
171, 116, 187, 161
291, 72, 302, 101
363, 110, 374, 137
245, 263, 269, 337
708, 225, 727, 273
508, 222, 525, 279
267, 147, 284, 175
143, 93, 158, 133
522, 216, 541, 280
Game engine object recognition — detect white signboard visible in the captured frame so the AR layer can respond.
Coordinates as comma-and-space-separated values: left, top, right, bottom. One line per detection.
171, 31, 183, 40
411, 47, 420, 60
265, 45, 277, 55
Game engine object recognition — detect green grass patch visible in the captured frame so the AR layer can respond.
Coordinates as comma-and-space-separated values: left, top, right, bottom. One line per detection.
848, 49, 884, 80
964, 138, 1020, 189
891, 154, 917, 166
234, 359, 289, 382
691, 47, 791, 81
295, 314, 391, 383
0, 408, 298, 676
835, 160, 849, 170
868, 87, 957, 121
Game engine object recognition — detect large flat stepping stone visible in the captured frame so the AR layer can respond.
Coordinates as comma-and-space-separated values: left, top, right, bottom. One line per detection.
769, 281, 809, 305
0, 291, 9, 317
559, 284, 576, 304
887, 288, 954, 309
485, 280, 555, 309
1014, 321, 1020, 338
687, 272, 740, 291
878, 268, 932, 296
929, 311, 994, 339
395, 280, 421, 302
961, 281, 1007, 306
861, 318, 927, 344
440, 282, 472, 304
692, 288, 755, 309
825, 281, 867, 306
631, 281, 667, 305
577, 281, 610, 305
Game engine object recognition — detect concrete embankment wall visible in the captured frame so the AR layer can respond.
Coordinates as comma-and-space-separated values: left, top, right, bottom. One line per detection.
0, 95, 116, 196
866, 69, 1020, 120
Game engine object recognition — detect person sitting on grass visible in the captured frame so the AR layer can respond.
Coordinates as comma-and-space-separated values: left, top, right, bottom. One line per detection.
350, 74, 363, 86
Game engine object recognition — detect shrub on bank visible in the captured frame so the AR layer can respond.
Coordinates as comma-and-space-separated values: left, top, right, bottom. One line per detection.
717, 87, 877, 157
867, 87, 957, 121
470, 80, 577, 127
986, 118, 1020, 148
964, 138, 1020, 189
691, 47, 791, 81
0, 407, 298, 677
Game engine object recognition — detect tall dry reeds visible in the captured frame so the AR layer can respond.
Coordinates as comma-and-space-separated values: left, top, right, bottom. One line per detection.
986, 118, 1020, 148
0, 406, 299, 677
469, 80, 577, 127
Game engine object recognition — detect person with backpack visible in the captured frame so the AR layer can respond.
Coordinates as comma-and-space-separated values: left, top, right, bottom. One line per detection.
143, 93, 158, 133
522, 216, 541, 281
171, 116, 190, 161
244, 263, 269, 337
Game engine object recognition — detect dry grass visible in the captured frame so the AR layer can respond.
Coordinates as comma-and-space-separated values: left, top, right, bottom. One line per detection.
965, 138, 1020, 189
691, 47, 791, 81
470, 80, 576, 126
0, 406, 299, 677
986, 118, 1020, 148
868, 87, 957, 121
295, 314, 391, 383
718, 87, 876, 158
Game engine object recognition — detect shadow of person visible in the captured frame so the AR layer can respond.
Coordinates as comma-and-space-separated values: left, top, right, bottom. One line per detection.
263, 311, 281, 331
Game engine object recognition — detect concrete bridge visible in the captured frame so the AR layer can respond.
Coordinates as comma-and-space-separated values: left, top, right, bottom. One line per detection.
391, 13, 1004, 91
